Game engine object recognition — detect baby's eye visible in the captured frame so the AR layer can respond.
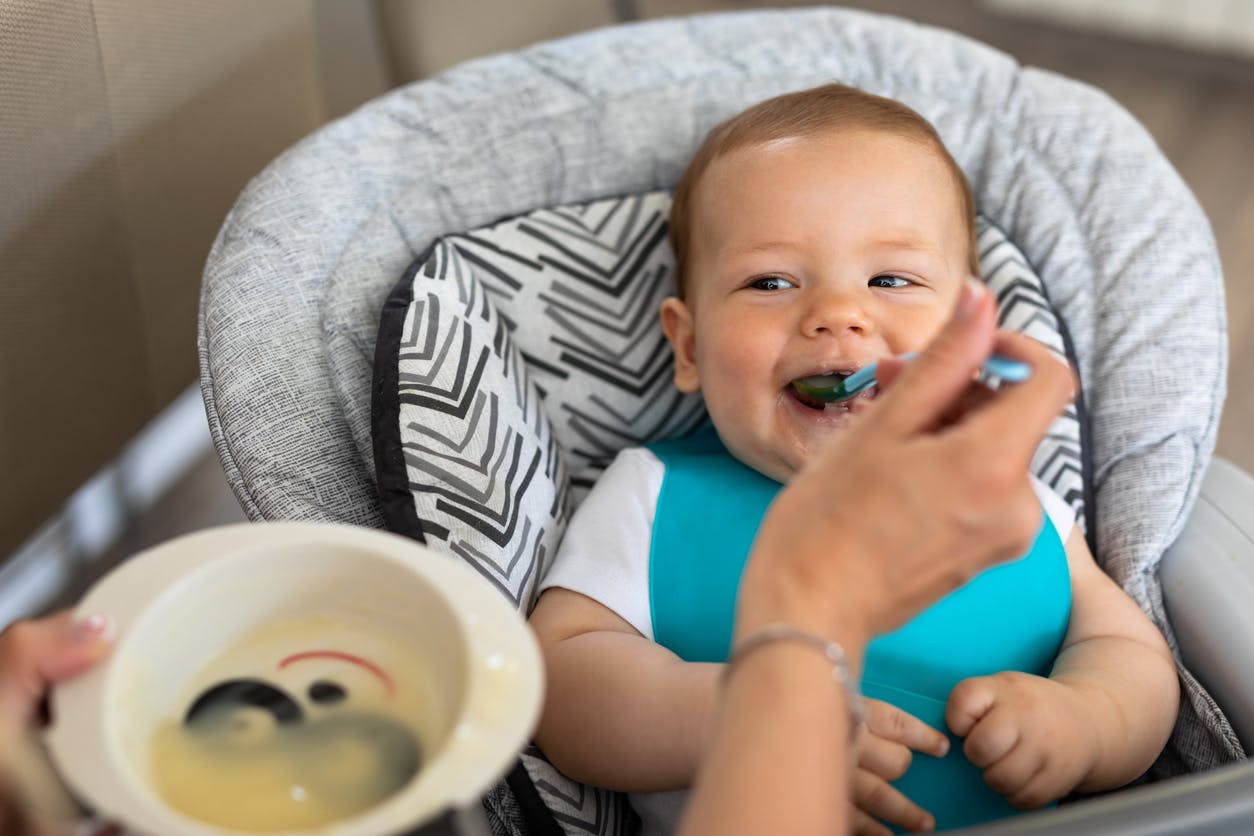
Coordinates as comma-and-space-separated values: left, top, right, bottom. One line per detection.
869, 274, 913, 289
749, 275, 796, 291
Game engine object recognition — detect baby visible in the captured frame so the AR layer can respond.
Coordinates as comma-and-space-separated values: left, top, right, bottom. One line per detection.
529, 84, 1178, 835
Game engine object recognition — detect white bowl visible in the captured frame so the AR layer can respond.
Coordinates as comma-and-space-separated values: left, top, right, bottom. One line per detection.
46, 522, 543, 835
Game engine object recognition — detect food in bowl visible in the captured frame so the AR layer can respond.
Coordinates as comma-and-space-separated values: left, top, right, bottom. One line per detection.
149, 615, 433, 831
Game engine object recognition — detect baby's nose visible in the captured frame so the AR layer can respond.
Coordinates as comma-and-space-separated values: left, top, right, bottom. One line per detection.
799, 287, 874, 337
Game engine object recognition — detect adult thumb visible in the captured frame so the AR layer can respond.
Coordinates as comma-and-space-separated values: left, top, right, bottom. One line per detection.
875, 280, 997, 435
0, 612, 113, 723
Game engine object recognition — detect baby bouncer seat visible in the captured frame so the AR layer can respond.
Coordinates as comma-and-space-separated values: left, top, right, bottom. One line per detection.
199, 7, 1254, 834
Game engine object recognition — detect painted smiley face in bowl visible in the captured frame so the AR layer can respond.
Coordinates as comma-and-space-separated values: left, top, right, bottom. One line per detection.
150, 617, 433, 832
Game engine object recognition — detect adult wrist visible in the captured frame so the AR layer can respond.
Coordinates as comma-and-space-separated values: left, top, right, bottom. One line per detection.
725, 623, 866, 733
735, 561, 872, 671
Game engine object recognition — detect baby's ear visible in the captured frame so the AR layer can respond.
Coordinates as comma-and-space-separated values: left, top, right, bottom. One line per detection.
659, 297, 700, 393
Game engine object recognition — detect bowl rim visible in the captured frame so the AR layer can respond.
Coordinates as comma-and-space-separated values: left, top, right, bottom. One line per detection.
45, 521, 544, 836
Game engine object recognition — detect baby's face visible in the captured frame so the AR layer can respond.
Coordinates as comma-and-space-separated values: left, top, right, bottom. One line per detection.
661, 127, 970, 482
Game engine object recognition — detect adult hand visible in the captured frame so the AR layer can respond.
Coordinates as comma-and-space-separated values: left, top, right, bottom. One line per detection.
738, 278, 1077, 655
0, 611, 112, 725
853, 699, 948, 835
0, 611, 113, 835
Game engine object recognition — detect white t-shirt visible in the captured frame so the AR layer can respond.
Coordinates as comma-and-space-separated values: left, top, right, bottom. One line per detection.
541, 447, 1074, 641
538, 446, 1076, 836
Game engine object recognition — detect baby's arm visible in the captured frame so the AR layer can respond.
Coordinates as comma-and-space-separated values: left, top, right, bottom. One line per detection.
946, 527, 1179, 808
530, 586, 720, 791
532, 587, 946, 833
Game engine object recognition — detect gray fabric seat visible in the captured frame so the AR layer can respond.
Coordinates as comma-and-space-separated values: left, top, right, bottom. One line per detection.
199, 7, 1242, 832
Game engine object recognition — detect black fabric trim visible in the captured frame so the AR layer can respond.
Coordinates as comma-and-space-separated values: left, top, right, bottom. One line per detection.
1052, 308, 1098, 552
504, 758, 566, 836
372, 241, 441, 544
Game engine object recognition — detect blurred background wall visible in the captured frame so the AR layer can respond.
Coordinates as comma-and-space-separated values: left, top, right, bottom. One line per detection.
2, 0, 1252, 620
0, 1, 393, 617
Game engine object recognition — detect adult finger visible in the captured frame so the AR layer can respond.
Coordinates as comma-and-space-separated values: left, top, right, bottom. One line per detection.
0, 612, 113, 724
853, 770, 935, 834
864, 699, 949, 760
857, 733, 912, 782
878, 358, 999, 431
874, 280, 998, 437
0, 722, 81, 834
956, 332, 1077, 463
853, 808, 893, 836
872, 355, 908, 390
852, 772, 932, 836
0, 778, 32, 836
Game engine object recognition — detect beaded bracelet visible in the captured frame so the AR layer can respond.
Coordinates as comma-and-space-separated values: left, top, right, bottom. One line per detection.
725, 623, 865, 732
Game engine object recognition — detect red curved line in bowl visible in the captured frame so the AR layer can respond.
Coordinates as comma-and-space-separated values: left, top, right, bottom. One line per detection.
277, 650, 395, 696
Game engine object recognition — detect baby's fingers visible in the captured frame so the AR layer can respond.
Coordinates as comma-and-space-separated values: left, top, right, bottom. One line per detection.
945, 676, 999, 738
961, 707, 1021, 770
853, 769, 936, 834
864, 698, 950, 759
981, 743, 1042, 798
1006, 760, 1061, 811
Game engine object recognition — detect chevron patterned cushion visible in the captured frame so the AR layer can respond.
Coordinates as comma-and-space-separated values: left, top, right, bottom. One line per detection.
372, 190, 1089, 836
374, 191, 1089, 602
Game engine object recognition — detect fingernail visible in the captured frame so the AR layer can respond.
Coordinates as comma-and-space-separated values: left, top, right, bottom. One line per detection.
935, 737, 949, 757
70, 614, 114, 644
955, 279, 986, 322
921, 814, 936, 832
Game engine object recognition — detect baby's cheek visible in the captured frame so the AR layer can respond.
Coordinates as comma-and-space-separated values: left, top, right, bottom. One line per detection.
890, 309, 951, 355
704, 331, 760, 369
698, 341, 764, 402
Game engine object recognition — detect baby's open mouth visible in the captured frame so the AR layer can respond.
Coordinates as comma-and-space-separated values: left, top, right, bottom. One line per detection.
787, 372, 874, 412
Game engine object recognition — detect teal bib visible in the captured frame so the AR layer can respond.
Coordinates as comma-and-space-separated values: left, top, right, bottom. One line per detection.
648, 426, 1071, 832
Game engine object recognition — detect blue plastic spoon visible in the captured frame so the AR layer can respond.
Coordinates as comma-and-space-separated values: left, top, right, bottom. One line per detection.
791, 353, 1031, 404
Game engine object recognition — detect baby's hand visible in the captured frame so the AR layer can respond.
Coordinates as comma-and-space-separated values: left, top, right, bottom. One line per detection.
946, 672, 1099, 810
852, 698, 947, 835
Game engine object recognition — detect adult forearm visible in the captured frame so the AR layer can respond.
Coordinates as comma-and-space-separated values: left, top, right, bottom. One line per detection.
679, 640, 856, 836
1052, 636, 1179, 790
535, 630, 720, 791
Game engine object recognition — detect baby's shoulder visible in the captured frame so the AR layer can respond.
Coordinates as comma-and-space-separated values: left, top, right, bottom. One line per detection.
605, 445, 664, 477
587, 446, 665, 502
1028, 473, 1075, 541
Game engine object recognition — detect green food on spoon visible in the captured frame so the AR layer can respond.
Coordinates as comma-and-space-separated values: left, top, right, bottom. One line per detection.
789, 354, 1032, 404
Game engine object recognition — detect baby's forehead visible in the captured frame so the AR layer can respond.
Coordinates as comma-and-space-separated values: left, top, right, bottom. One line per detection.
693, 127, 963, 220
683, 126, 973, 273
707, 125, 952, 181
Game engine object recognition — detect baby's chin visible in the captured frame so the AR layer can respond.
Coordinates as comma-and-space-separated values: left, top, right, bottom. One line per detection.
722, 431, 839, 485
725, 448, 797, 485
781, 410, 880, 478
708, 393, 873, 482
